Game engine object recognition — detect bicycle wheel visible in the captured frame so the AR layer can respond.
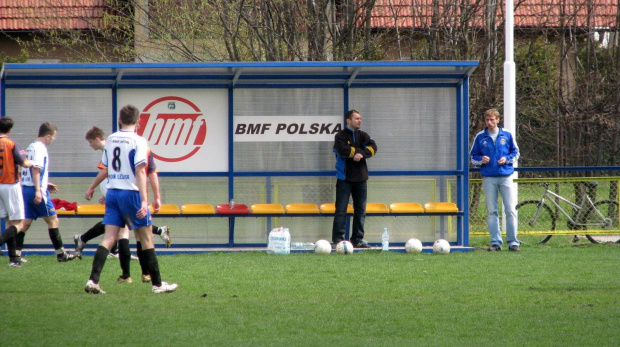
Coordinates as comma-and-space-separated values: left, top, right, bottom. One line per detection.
583, 200, 619, 243
516, 200, 556, 243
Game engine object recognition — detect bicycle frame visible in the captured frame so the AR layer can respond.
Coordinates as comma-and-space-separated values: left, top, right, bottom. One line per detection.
537, 187, 607, 227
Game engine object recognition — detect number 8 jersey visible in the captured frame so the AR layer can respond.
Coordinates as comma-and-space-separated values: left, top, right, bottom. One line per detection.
101, 130, 148, 191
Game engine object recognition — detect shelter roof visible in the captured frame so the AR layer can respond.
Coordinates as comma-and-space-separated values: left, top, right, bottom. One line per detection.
0, 61, 478, 88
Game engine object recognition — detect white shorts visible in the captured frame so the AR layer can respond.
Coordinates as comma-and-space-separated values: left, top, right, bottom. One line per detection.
0, 182, 25, 220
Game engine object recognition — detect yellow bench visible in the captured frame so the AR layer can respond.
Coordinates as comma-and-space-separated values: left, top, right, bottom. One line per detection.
319, 203, 354, 214
77, 204, 105, 215
424, 202, 458, 213
150, 204, 181, 215
285, 203, 320, 214
69, 201, 459, 218
181, 204, 215, 215
366, 203, 389, 214
389, 202, 425, 213
251, 203, 285, 214
56, 209, 77, 216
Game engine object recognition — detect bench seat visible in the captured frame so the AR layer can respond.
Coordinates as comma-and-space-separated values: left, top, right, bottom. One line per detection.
424, 202, 458, 213
389, 202, 424, 213
251, 203, 285, 214
285, 203, 320, 214
181, 204, 215, 215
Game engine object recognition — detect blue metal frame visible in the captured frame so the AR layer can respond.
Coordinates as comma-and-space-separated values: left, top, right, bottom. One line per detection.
1, 61, 478, 249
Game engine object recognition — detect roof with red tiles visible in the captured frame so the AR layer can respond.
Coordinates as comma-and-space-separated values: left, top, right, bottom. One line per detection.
0, 0, 617, 31
0, 0, 106, 30
372, 0, 618, 29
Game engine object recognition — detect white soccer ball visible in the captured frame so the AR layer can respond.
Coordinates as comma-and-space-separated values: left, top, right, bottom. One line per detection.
336, 241, 354, 255
405, 238, 423, 254
433, 239, 451, 254
314, 239, 332, 255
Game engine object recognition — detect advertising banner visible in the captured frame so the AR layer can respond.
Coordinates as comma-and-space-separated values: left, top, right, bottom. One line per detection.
118, 89, 228, 172
233, 116, 342, 142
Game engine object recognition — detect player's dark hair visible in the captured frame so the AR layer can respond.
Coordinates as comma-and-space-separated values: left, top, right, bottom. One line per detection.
85, 126, 105, 140
119, 105, 140, 125
345, 109, 360, 120
38, 122, 57, 137
0, 117, 15, 134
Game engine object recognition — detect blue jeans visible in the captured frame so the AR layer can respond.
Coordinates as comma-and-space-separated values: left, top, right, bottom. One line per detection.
482, 176, 519, 247
332, 180, 367, 244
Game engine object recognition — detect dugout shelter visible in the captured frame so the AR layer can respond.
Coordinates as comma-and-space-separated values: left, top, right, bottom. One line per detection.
1, 61, 477, 252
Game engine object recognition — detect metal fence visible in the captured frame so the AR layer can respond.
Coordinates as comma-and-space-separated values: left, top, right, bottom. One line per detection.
469, 168, 620, 238
23, 169, 620, 247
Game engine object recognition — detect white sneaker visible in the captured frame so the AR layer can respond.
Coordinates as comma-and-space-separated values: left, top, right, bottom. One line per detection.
9, 261, 22, 267
107, 253, 119, 259
152, 281, 178, 294
84, 280, 106, 294
159, 226, 172, 248
74, 234, 85, 254
130, 254, 139, 260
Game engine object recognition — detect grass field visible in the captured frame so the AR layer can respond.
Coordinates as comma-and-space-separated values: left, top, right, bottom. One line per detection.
1, 235, 618, 346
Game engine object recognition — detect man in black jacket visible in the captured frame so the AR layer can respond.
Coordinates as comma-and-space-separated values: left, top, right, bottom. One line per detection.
332, 110, 378, 248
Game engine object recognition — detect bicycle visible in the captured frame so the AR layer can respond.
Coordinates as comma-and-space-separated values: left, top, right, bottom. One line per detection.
516, 181, 619, 243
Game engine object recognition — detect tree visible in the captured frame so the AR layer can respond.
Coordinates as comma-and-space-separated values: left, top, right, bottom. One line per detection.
7, 0, 620, 169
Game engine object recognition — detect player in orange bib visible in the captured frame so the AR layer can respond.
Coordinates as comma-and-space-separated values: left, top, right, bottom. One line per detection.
0, 117, 33, 267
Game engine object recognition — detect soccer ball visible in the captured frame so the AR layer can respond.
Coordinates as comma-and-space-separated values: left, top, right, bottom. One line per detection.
336, 241, 354, 255
405, 238, 423, 254
314, 240, 332, 255
433, 239, 450, 254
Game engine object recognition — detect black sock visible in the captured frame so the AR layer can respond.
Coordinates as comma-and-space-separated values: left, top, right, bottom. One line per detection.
136, 241, 149, 276
89, 246, 110, 283
117, 238, 131, 279
142, 248, 162, 286
15, 231, 25, 251
110, 241, 119, 254
82, 221, 106, 243
48, 228, 64, 251
0, 225, 17, 246
151, 225, 161, 235
1, 226, 18, 262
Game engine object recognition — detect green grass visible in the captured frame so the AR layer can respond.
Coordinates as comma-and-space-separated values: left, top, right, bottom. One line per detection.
1, 236, 619, 346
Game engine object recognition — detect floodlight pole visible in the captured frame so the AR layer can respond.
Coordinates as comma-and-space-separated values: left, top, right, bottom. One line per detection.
504, 0, 519, 231
504, 0, 515, 135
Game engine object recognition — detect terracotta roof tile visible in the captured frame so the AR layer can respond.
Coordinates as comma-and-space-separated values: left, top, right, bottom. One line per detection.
1, 0, 617, 31
0, 0, 106, 30
371, 0, 618, 29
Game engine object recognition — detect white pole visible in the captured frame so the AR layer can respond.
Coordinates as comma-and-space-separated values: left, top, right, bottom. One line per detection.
504, 0, 519, 232
504, 0, 516, 132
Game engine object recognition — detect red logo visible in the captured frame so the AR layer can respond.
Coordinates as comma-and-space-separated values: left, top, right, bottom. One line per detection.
138, 96, 207, 162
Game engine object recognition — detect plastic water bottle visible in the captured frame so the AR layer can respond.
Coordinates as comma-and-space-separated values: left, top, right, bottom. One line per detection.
229, 199, 235, 209
283, 228, 291, 254
290, 242, 315, 250
382, 227, 389, 251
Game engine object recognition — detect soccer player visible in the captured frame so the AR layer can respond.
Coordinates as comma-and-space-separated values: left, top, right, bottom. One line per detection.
16, 122, 79, 263
78, 126, 171, 283
0, 117, 33, 267
85, 105, 177, 294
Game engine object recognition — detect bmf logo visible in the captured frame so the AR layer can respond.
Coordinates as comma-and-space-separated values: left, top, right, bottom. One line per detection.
138, 96, 207, 162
